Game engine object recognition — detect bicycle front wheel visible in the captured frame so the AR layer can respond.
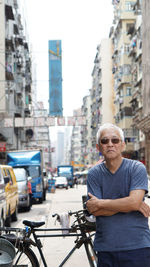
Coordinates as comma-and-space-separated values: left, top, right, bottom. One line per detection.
14, 247, 40, 267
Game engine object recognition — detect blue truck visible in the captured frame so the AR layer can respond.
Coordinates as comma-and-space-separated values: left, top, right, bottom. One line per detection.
7, 150, 46, 203
57, 165, 74, 188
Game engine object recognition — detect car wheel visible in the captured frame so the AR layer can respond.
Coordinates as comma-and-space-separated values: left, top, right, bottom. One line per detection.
5, 208, 11, 227
43, 189, 46, 201
11, 204, 18, 222
25, 195, 31, 211
39, 197, 43, 204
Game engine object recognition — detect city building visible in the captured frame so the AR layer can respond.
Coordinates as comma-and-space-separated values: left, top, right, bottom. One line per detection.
112, 0, 138, 158
81, 94, 92, 167
128, 0, 144, 161
70, 109, 82, 171
0, 0, 32, 162
135, 0, 150, 173
90, 39, 115, 164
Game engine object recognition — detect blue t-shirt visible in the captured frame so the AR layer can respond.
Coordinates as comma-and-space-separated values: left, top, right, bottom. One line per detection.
87, 158, 150, 252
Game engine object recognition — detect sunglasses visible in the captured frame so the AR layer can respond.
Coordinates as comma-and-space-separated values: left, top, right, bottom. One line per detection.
100, 138, 121, 145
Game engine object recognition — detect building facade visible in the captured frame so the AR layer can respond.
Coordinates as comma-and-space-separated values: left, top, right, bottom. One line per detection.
0, 0, 32, 162
112, 0, 139, 158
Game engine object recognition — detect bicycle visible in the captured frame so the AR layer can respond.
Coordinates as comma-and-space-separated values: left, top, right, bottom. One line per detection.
0, 209, 97, 267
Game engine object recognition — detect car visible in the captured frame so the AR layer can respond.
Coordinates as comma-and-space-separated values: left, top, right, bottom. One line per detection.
0, 165, 18, 226
13, 168, 31, 211
55, 176, 68, 189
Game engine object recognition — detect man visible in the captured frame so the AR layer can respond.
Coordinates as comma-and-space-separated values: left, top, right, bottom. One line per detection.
86, 123, 150, 267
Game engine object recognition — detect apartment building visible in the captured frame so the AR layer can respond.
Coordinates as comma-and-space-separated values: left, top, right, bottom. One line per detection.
127, 0, 145, 162
70, 109, 82, 171
135, 0, 150, 173
81, 94, 92, 167
90, 39, 115, 164
112, 0, 139, 158
0, 0, 32, 162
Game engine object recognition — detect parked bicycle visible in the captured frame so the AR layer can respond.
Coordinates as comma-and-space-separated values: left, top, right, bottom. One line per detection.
0, 209, 97, 267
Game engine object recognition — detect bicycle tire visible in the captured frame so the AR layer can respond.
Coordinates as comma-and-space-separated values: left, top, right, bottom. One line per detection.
84, 240, 97, 267
13, 246, 40, 267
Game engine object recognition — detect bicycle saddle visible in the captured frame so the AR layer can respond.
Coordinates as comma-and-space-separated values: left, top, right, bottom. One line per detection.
23, 220, 45, 228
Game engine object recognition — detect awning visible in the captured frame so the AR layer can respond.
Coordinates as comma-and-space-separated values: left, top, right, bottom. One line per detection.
80, 170, 88, 175
5, 5, 14, 20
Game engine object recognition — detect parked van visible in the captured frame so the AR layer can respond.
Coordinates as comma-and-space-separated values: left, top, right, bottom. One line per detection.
0, 169, 7, 227
13, 168, 31, 211
0, 165, 18, 226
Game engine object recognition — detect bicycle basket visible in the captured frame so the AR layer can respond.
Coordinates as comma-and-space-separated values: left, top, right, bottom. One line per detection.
0, 238, 15, 267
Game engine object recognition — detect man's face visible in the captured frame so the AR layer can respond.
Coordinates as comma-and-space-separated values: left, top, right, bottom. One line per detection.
96, 128, 125, 160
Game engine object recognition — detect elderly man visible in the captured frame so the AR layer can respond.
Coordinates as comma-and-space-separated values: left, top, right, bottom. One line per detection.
86, 123, 150, 267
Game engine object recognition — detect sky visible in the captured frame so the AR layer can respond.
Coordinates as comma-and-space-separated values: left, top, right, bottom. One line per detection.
22, 0, 114, 117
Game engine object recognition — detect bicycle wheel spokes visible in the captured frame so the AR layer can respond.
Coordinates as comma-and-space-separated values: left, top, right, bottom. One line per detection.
14, 247, 40, 267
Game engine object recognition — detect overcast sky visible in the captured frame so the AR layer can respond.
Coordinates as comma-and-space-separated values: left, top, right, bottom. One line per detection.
22, 0, 113, 117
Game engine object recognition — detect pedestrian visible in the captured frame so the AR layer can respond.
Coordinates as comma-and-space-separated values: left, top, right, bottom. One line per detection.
74, 177, 78, 188
27, 179, 32, 207
86, 123, 150, 267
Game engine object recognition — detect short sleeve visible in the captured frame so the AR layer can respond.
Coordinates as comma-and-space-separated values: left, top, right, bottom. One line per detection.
87, 168, 103, 199
130, 162, 148, 193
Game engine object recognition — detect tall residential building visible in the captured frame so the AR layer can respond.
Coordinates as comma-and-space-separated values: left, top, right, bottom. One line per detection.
128, 0, 144, 161
0, 0, 32, 162
70, 109, 82, 171
135, 0, 150, 173
90, 39, 115, 164
112, 0, 138, 158
81, 94, 92, 167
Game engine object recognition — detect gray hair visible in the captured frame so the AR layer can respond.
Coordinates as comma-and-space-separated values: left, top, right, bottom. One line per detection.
96, 123, 125, 144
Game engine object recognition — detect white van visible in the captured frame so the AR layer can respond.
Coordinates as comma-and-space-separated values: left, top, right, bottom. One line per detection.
13, 168, 31, 211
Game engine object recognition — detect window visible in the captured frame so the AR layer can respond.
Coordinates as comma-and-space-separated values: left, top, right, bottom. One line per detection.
124, 44, 130, 54
125, 2, 133, 11
6, 169, 13, 183
126, 87, 131, 96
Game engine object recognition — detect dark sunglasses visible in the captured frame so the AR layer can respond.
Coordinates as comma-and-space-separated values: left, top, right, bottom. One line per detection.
100, 138, 121, 145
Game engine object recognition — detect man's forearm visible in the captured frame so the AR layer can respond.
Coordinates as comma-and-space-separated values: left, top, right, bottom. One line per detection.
87, 190, 149, 216
99, 197, 136, 213
92, 209, 118, 216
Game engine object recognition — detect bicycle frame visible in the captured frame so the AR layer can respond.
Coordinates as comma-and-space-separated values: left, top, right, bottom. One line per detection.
0, 209, 97, 267
31, 227, 96, 267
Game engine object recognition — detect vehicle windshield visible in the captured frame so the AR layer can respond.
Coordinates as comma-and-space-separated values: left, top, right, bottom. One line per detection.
56, 177, 67, 183
13, 168, 27, 182
25, 166, 41, 178
14, 165, 40, 179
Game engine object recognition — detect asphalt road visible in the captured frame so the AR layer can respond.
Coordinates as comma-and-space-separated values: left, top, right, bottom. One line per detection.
12, 184, 90, 266
11, 186, 150, 266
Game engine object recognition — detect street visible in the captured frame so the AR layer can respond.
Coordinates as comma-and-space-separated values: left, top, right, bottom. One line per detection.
11, 184, 90, 266
11, 186, 150, 267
